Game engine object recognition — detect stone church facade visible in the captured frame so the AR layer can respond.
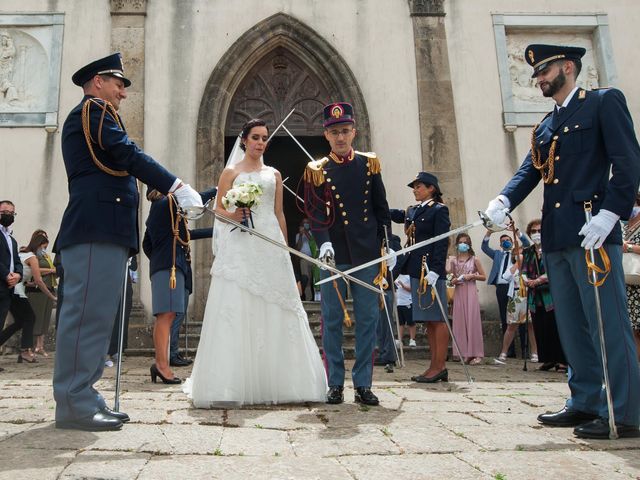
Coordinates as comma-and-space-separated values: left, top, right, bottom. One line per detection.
1, 0, 638, 327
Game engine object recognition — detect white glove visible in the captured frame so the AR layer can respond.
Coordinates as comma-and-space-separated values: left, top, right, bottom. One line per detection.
484, 196, 510, 229
319, 242, 335, 262
173, 183, 203, 218
426, 270, 439, 286
579, 209, 620, 250
386, 248, 397, 271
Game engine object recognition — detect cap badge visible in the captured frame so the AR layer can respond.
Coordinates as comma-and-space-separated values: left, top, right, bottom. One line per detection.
528, 50, 535, 63
331, 104, 344, 119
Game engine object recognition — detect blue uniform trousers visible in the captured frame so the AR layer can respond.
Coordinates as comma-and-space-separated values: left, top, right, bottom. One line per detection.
320, 264, 379, 388
376, 290, 398, 364
544, 245, 640, 426
53, 242, 128, 421
170, 289, 190, 360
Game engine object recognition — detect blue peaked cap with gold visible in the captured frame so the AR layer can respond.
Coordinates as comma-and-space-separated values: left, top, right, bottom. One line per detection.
525, 44, 586, 78
72, 52, 131, 87
323, 102, 355, 128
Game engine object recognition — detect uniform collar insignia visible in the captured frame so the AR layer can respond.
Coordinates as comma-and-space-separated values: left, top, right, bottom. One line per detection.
578, 89, 586, 100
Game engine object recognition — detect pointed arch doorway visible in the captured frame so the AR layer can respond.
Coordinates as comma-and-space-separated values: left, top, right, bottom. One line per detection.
193, 13, 370, 322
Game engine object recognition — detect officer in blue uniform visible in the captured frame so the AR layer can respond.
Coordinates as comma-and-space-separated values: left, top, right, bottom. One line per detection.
304, 102, 391, 405
53, 53, 202, 431
485, 44, 640, 439
391, 172, 451, 382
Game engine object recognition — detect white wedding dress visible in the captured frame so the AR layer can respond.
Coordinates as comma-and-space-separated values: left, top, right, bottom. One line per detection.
183, 166, 328, 407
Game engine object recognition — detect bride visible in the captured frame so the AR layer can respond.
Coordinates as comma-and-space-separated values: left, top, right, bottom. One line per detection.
183, 118, 328, 407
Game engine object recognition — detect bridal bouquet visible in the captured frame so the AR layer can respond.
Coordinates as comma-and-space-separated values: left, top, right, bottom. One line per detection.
222, 181, 263, 230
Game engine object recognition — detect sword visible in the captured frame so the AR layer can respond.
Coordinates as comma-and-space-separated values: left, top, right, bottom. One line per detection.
282, 176, 305, 204
181, 202, 381, 295
584, 202, 618, 439
317, 211, 509, 287
267, 109, 296, 142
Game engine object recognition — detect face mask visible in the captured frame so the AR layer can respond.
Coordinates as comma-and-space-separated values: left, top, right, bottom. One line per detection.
633, 206, 640, 217
37, 248, 47, 256
0, 213, 14, 228
303, 223, 310, 230
457, 243, 470, 253
531, 233, 542, 245
501, 240, 512, 250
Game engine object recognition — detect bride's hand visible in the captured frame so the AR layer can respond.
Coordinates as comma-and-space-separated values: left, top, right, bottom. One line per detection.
224, 207, 250, 223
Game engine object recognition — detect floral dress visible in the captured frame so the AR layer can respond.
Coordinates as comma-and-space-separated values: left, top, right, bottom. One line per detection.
624, 223, 640, 332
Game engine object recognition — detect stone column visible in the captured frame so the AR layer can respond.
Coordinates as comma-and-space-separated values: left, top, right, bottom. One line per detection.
110, 0, 151, 346
408, 0, 466, 227
110, 0, 146, 147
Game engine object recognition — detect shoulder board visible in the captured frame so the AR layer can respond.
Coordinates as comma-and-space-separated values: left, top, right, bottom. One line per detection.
591, 86, 612, 91
356, 151, 381, 175
303, 157, 329, 187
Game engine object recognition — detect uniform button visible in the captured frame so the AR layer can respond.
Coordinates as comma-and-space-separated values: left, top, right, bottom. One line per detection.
364, 199, 368, 204
327, 178, 332, 182
364, 217, 368, 222
339, 203, 344, 208
342, 212, 347, 217
366, 163, 370, 168
366, 172, 371, 176
555, 202, 560, 208
553, 135, 559, 140
335, 194, 341, 199
574, 125, 579, 129
594, 194, 599, 199
553, 178, 559, 184
364, 190, 369, 194
563, 127, 569, 133
366, 180, 370, 185
555, 155, 560, 161
344, 220, 349, 225
331, 186, 336, 190
364, 208, 368, 213
323, 170, 327, 174
116, 197, 121, 202
539, 140, 544, 144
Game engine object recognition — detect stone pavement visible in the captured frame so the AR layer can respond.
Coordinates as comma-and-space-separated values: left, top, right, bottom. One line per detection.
0, 355, 638, 480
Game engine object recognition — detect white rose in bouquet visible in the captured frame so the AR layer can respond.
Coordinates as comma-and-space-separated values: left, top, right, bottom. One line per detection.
222, 181, 263, 230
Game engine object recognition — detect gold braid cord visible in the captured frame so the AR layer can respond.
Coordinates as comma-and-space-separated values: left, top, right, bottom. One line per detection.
81, 98, 129, 177
373, 245, 390, 309
530, 123, 557, 184
417, 255, 435, 310
585, 247, 611, 287
332, 280, 352, 327
168, 194, 191, 289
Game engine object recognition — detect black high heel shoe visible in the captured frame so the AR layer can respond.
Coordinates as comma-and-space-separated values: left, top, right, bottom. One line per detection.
411, 369, 448, 383
149, 364, 181, 384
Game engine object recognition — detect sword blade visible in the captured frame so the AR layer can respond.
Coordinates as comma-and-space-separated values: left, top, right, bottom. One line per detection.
200, 207, 381, 295
267, 109, 296, 142
316, 218, 485, 287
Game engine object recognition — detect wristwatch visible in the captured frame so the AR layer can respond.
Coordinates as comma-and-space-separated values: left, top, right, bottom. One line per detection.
627, 243, 634, 253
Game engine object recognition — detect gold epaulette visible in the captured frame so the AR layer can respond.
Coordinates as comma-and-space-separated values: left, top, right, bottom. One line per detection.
81, 97, 128, 177
303, 157, 329, 187
356, 151, 381, 175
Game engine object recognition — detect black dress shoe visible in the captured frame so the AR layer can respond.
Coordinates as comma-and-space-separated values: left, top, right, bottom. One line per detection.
537, 407, 599, 427
101, 406, 130, 423
326, 385, 344, 404
411, 369, 448, 383
574, 417, 640, 439
354, 387, 379, 406
178, 354, 193, 364
56, 411, 123, 431
170, 356, 192, 367
373, 359, 394, 366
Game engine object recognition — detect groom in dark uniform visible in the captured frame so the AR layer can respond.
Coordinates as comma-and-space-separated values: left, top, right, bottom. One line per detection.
304, 102, 391, 405
53, 53, 202, 431
484, 44, 640, 439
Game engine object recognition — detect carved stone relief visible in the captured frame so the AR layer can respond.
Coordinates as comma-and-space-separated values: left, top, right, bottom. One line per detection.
506, 31, 598, 111
0, 27, 48, 113
226, 47, 331, 136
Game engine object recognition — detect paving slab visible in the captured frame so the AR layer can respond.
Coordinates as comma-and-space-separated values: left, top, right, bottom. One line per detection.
338, 453, 491, 480
59, 450, 151, 480
0, 448, 75, 480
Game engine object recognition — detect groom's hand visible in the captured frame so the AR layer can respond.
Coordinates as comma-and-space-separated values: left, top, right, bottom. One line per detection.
319, 242, 335, 269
